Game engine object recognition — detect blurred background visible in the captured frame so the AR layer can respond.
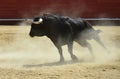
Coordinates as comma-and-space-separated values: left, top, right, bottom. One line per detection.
0, 0, 120, 25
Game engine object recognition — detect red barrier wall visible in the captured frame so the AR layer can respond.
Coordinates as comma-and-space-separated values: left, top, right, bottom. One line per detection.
0, 0, 120, 18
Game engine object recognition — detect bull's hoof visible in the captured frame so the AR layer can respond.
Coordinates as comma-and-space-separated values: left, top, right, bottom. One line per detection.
71, 55, 78, 61
60, 58, 65, 62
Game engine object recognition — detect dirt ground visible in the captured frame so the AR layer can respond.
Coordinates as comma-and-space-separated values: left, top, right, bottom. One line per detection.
0, 25, 120, 79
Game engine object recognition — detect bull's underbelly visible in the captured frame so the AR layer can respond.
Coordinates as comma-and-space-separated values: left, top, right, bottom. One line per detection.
57, 35, 73, 45
57, 37, 70, 46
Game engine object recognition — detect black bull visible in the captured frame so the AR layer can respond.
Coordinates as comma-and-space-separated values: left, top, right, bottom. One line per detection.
29, 14, 106, 62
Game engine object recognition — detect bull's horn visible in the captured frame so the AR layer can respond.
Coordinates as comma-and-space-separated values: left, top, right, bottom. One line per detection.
33, 18, 43, 24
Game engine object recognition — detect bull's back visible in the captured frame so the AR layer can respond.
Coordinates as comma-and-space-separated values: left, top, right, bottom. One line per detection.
67, 18, 94, 39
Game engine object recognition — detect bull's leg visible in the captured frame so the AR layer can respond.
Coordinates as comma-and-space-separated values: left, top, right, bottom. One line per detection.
51, 39, 65, 62
91, 30, 109, 52
68, 42, 78, 61
54, 44, 64, 62
93, 34, 110, 53
75, 39, 94, 58
57, 46, 64, 62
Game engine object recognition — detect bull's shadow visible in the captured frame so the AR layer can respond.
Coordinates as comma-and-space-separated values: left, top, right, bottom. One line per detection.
23, 60, 83, 68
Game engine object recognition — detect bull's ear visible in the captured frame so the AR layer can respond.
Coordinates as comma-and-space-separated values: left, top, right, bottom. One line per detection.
33, 18, 43, 24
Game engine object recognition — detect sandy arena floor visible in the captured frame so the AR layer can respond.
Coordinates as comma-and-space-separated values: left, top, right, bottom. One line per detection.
0, 25, 119, 79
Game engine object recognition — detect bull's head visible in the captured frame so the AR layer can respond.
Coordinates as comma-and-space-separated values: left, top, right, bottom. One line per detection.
29, 17, 45, 37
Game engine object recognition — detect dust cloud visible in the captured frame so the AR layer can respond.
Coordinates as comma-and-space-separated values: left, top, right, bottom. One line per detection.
0, 26, 119, 68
